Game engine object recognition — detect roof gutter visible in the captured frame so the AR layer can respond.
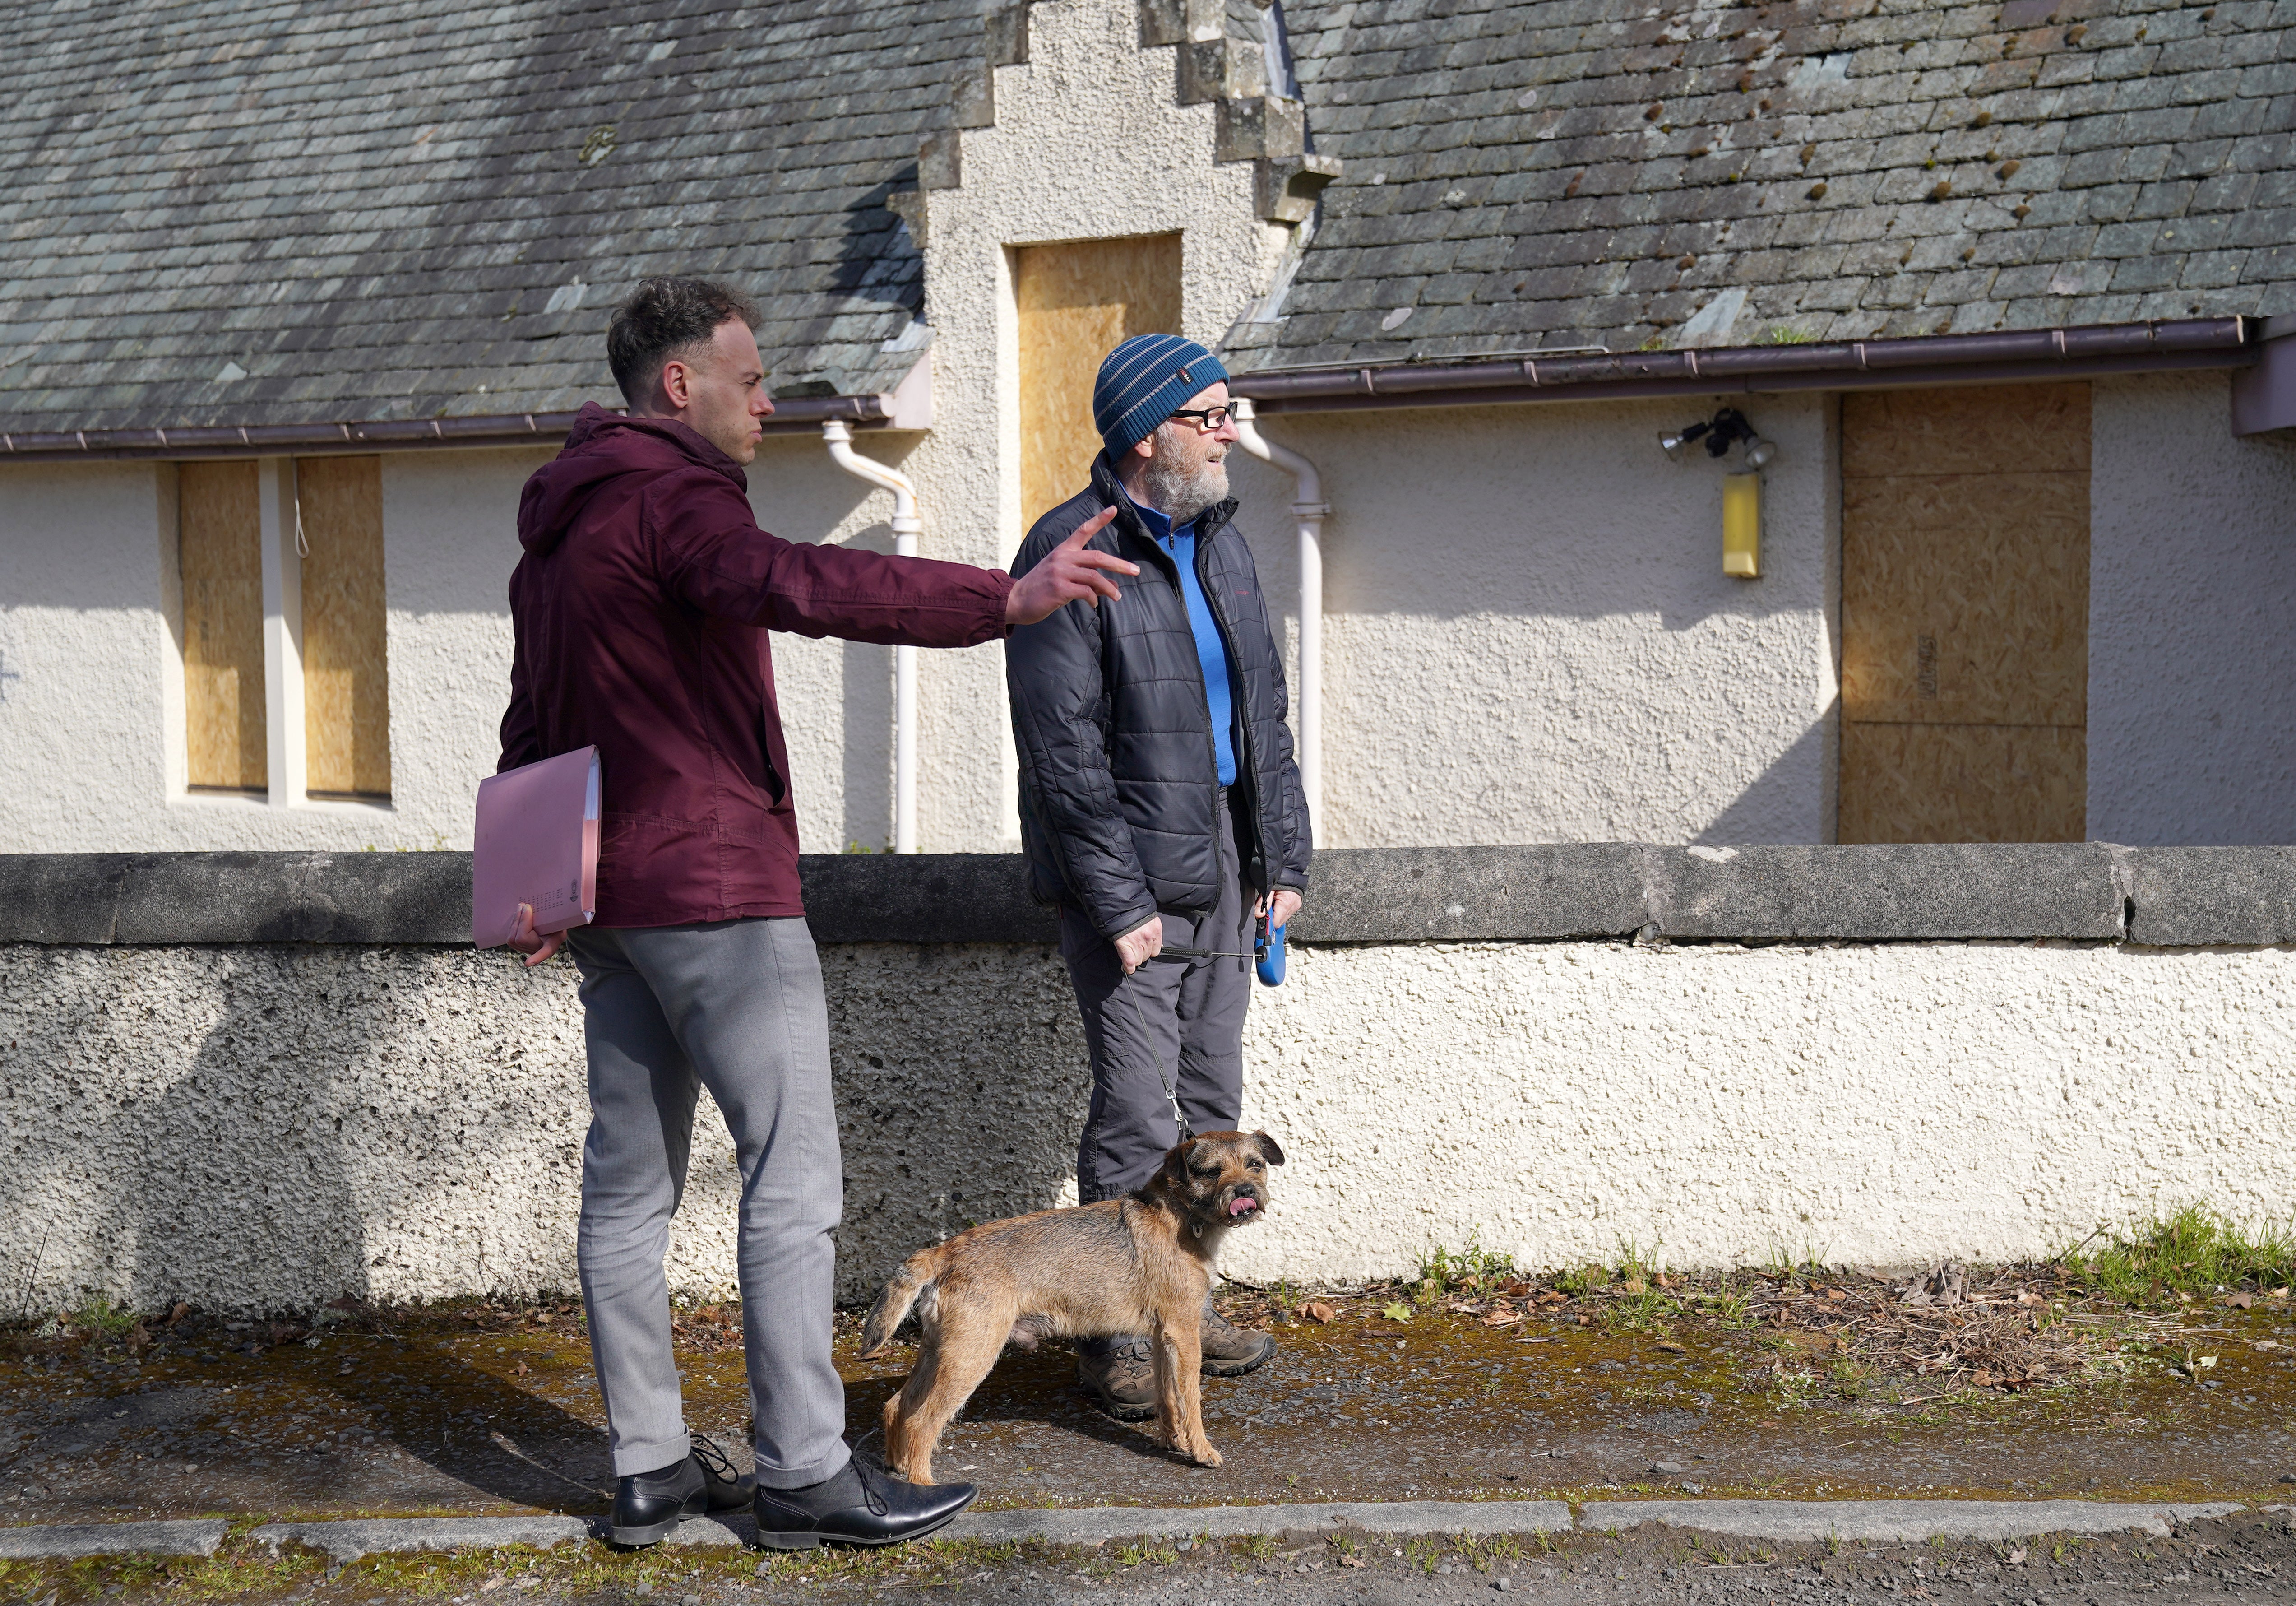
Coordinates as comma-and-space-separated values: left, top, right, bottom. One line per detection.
0, 393, 893, 463
1229, 318, 2259, 414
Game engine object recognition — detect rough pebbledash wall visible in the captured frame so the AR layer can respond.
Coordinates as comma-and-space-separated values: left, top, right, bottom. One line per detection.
5, 845, 2296, 1315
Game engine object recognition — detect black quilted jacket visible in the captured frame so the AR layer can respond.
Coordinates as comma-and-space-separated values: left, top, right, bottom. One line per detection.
1006, 454, 1313, 940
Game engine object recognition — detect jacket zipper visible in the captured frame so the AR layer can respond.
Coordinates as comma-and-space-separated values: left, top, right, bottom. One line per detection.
1156, 526, 1227, 884
1194, 511, 1266, 894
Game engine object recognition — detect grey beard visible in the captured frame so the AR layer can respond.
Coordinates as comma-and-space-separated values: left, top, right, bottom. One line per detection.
1138, 441, 1229, 527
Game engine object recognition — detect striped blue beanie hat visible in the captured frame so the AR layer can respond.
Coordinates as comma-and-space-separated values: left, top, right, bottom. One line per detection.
1093, 334, 1230, 460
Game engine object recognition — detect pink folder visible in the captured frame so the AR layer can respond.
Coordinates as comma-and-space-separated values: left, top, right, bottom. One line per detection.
472, 746, 601, 948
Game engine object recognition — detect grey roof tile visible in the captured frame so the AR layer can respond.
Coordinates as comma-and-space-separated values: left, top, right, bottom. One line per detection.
1, 0, 977, 430
1238, 0, 2296, 367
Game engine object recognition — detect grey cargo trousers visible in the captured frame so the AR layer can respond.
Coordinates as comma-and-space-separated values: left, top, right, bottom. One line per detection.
1061, 797, 1254, 1203
567, 917, 848, 1488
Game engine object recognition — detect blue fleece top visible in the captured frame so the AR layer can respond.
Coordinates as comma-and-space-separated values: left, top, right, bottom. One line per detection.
1127, 494, 1238, 787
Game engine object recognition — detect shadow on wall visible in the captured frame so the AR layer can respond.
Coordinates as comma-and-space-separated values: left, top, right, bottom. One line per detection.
2, 942, 1096, 1315
823, 943, 1093, 1302
1691, 715, 1832, 846
95, 960, 370, 1315
0, 945, 596, 1317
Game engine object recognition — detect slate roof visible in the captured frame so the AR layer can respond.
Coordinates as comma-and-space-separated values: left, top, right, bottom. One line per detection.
1222, 0, 2296, 371
0, 0, 980, 433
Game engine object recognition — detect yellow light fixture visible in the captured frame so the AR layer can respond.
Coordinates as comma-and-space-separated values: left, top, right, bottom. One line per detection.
1722, 470, 1761, 578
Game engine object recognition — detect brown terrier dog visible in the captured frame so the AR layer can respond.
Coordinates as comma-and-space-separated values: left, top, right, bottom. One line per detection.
859, 1129, 1283, 1485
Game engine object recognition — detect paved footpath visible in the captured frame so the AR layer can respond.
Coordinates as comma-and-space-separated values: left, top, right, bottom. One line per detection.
0, 1498, 2291, 1606
9, 1297, 2296, 1601
8, 1298, 2294, 1526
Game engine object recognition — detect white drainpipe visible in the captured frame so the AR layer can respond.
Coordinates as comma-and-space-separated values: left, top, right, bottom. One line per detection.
822, 420, 923, 853
1229, 397, 1327, 846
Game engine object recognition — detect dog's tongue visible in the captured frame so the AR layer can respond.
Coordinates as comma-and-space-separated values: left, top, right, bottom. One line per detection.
1229, 1197, 1259, 1217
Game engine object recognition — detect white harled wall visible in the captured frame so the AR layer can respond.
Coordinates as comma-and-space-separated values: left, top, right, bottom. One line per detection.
2088, 370, 2296, 845
1223, 395, 1842, 846
8, 935, 2295, 1313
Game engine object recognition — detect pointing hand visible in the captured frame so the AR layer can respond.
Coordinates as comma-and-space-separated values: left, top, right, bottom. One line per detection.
1006, 508, 1137, 626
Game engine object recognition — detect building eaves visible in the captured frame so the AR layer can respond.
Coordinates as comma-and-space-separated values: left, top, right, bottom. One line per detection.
1230, 316, 2258, 412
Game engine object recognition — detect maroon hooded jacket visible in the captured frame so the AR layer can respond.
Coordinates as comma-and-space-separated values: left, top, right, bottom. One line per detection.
500, 403, 1013, 927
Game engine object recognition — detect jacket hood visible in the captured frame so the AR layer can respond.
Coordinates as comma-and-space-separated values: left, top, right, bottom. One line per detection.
517, 402, 747, 557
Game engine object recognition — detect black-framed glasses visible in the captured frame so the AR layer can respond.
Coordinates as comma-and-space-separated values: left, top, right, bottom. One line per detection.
1167, 405, 1233, 432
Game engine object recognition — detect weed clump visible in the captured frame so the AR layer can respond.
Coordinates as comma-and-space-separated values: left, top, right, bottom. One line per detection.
2058, 1207, 2296, 1308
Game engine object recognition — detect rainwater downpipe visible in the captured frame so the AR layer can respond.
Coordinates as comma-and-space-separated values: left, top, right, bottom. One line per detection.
821, 420, 923, 853
1229, 397, 1327, 845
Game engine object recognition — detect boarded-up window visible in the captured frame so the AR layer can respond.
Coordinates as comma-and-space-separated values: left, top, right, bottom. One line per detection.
1838, 383, 2091, 843
298, 456, 392, 799
1014, 233, 1184, 531
178, 461, 267, 793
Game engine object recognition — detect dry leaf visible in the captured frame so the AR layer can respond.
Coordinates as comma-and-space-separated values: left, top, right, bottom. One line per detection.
1301, 1301, 1337, 1324
2006, 1548, 2027, 1566
513, 1359, 530, 1377
1480, 1310, 1524, 1328
1338, 1554, 1366, 1569
1621, 1276, 1648, 1295
2227, 1291, 2257, 1309
1654, 1341, 1687, 1354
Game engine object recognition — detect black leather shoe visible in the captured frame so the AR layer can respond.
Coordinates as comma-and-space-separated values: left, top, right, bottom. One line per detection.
608, 1454, 707, 1546
752, 1457, 976, 1550
690, 1433, 756, 1510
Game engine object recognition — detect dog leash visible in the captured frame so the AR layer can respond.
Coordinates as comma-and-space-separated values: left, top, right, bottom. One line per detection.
1115, 974, 1193, 1142
1119, 905, 1283, 1140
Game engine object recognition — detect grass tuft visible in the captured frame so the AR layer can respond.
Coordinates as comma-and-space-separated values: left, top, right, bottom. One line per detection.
2059, 1207, 2296, 1306
1417, 1236, 1518, 1295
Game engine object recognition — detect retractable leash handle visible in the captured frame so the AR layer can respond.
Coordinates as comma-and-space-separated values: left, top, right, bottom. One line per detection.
1255, 910, 1287, 988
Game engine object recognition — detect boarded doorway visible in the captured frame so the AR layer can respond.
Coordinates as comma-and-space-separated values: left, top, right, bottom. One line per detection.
1838, 383, 2090, 842
1014, 233, 1183, 531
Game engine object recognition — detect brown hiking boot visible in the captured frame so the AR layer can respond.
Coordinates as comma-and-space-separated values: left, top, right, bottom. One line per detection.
1077, 1336, 1157, 1420
1200, 1297, 1277, 1378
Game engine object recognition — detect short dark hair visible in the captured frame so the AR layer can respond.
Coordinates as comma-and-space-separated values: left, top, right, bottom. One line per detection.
606, 276, 762, 404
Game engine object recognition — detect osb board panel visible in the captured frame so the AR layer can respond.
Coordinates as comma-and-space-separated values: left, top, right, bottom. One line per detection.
1016, 233, 1183, 531
296, 456, 391, 798
1839, 721, 2086, 843
1841, 382, 2091, 480
1839, 469, 2089, 726
178, 460, 266, 793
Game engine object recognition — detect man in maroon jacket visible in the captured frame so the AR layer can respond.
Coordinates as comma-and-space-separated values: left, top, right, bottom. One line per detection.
500, 278, 1126, 1550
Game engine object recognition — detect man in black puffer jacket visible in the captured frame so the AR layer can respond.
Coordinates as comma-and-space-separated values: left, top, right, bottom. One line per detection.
1006, 334, 1312, 1418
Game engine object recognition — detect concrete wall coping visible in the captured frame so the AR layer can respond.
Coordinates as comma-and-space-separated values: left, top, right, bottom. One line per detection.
5, 845, 2296, 948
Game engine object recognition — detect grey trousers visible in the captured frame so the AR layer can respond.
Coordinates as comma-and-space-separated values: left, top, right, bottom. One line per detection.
567, 917, 848, 1489
1061, 799, 1254, 1204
